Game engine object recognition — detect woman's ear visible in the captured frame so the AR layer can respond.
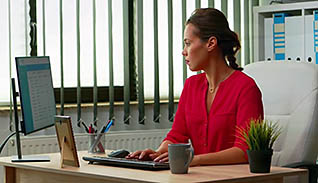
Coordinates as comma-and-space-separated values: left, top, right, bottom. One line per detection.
207, 36, 217, 52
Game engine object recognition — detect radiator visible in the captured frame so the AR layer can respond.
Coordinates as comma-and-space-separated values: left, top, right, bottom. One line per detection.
6, 129, 170, 156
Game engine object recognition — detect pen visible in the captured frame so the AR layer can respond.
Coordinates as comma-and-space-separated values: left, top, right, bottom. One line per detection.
104, 120, 114, 133
82, 122, 89, 133
104, 120, 111, 129
77, 120, 89, 133
89, 124, 93, 134
90, 123, 97, 134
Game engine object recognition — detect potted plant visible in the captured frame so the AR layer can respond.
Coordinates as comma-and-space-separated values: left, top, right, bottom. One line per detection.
237, 118, 282, 173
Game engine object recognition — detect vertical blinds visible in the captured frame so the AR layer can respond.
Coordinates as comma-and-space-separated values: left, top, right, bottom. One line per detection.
3, 0, 259, 127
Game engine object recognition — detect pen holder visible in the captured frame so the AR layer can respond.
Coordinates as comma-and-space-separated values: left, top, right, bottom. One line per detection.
88, 133, 105, 154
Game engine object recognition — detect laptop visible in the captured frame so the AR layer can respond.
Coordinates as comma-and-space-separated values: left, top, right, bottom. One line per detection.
82, 156, 170, 170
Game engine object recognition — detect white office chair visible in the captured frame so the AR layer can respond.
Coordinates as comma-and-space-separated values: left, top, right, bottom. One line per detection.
244, 61, 318, 183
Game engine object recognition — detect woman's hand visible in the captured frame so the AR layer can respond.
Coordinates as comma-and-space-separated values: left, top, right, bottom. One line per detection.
126, 140, 172, 162
126, 148, 169, 162
152, 152, 169, 162
126, 148, 161, 161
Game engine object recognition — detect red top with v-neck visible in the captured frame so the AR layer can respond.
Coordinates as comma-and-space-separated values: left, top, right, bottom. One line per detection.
164, 71, 264, 158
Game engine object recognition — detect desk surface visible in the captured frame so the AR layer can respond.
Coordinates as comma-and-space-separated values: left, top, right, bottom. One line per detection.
0, 151, 308, 183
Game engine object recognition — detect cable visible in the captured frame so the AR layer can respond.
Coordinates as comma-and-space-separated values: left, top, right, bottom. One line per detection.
0, 131, 22, 154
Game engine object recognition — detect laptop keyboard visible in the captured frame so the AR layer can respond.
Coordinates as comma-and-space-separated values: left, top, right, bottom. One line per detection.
82, 156, 170, 170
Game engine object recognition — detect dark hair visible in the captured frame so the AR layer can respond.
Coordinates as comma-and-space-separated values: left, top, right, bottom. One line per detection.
186, 8, 243, 71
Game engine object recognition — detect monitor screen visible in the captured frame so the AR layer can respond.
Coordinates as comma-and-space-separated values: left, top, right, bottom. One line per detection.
15, 56, 56, 135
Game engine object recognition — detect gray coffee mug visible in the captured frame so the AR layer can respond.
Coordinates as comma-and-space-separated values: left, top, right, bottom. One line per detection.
168, 143, 194, 174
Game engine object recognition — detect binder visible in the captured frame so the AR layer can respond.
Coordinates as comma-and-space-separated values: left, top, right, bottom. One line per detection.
305, 14, 315, 63
314, 10, 318, 64
273, 13, 286, 60
264, 18, 274, 61
285, 16, 304, 62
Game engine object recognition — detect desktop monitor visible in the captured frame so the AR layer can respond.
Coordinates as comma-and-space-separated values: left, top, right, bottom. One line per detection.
15, 56, 56, 135
12, 56, 56, 162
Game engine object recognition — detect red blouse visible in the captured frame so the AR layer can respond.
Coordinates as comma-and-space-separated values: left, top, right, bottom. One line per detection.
164, 71, 264, 159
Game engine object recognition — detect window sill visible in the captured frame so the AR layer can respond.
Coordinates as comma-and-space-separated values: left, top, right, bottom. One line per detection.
0, 99, 180, 112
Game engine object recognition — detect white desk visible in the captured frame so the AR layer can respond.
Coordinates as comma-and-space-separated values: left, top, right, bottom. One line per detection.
0, 151, 308, 183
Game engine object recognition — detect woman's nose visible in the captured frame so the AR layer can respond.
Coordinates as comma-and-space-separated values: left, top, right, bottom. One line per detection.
182, 49, 187, 56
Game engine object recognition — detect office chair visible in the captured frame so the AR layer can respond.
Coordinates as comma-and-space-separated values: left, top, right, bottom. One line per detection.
244, 61, 318, 183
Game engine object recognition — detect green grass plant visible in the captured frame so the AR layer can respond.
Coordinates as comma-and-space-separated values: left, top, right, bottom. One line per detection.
237, 119, 282, 151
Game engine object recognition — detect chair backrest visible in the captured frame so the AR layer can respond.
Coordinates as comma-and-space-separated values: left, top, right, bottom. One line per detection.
244, 61, 318, 166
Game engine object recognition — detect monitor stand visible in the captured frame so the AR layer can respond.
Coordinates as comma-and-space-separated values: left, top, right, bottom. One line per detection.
11, 78, 50, 162
11, 155, 50, 162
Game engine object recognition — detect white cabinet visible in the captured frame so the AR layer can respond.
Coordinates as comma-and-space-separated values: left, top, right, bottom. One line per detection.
253, 1, 318, 63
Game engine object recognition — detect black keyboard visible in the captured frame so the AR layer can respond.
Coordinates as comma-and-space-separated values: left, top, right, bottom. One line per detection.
82, 156, 170, 170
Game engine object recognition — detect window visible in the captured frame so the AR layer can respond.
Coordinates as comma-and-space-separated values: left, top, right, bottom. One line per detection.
0, 0, 29, 104
0, 0, 249, 105
34, 0, 136, 103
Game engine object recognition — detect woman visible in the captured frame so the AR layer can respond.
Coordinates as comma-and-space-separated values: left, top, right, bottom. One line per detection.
127, 8, 263, 166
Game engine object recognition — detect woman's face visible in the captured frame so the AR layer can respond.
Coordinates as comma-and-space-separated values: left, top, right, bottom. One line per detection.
182, 24, 209, 71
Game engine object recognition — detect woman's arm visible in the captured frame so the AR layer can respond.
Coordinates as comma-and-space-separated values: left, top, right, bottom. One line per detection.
190, 147, 247, 166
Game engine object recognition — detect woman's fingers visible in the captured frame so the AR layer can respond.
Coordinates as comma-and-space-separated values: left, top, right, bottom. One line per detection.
148, 152, 160, 160
153, 152, 168, 162
139, 150, 147, 159
159, 156, 169, 163
126, 150, 142, 159
139, 149, 155, 160
127, 149, 156, 160
126, 149, 169, 162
